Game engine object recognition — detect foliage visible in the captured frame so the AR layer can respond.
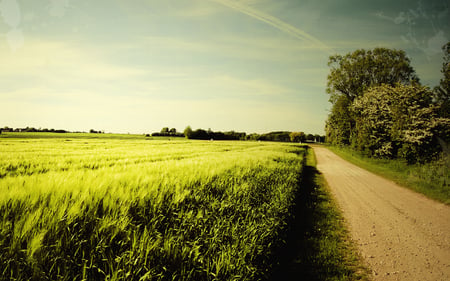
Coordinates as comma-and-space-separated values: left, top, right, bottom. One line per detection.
183, 126, 193, 139
161, 127, 169, 134
182, 127, 246, 140
0, 126, 68, 133
352, 84, 450, 163
191, 128, 210, 140
434, 42, 450, 118
257, 131, 291, 142
1, 127, 325, 144
326, 47, 419, 103
325, 45, 450, 164
325, 48, 419, 147
181, 128, 324, 143
152, 127, 184, 137
0, 138, 306, 281
210, 131, 246, 141
289, 132, 306, 143
325, 95, 353, 146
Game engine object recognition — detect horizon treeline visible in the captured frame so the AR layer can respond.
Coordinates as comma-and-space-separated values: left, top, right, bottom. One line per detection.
0, 127, 106, 134
154, 126, 325, 142
325, 43, 450, 163
0, 126, 69, 133
0, 126, 325, 143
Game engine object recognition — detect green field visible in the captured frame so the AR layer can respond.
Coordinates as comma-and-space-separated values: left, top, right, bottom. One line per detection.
0, 134, 306, 280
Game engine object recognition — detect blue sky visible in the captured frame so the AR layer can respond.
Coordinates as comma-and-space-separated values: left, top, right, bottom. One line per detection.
1, 0, 449, 134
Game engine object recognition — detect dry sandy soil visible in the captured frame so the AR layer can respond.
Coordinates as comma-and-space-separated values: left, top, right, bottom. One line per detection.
312, 146, 450, 281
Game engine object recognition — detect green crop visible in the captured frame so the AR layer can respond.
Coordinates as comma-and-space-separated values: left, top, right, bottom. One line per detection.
0, 137, 305, 280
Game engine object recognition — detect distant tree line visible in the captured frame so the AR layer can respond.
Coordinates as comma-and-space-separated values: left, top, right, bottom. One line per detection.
182, 126, 247, 140
0, 126, 68, 133
89, 129, 105, 134
325, 44, 450, 163
0, 127, 105, 134
1, 125, 326, 144
180, 126, 324, 142
151, 127, 184, 137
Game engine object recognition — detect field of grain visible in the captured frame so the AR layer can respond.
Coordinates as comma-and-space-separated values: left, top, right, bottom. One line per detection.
0, 135, 305, 280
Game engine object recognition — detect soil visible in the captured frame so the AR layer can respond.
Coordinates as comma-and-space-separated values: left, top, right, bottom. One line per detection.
312, 146, 450, 281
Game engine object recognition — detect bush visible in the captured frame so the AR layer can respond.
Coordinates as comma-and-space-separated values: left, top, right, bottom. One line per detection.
351, 84, 450, 163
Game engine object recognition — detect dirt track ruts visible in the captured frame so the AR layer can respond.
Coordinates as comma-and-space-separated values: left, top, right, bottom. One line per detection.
312, 146, 450, 281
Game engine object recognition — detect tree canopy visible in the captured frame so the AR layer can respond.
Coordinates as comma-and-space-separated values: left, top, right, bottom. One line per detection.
325, 45, 450, 163
351, 84, 449, 162
183, 126, 193, 139
327, 48, 419, 103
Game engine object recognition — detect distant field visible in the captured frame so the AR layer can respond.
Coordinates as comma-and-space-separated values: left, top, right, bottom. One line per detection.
0, 134, 306, 280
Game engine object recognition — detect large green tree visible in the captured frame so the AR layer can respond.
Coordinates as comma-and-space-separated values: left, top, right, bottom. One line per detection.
327, 48, 419, 102
325, 48, 419, 145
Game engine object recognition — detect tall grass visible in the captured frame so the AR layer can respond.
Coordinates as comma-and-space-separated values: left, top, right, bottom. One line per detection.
270, 148, 370, 281
0, 137, 305, 280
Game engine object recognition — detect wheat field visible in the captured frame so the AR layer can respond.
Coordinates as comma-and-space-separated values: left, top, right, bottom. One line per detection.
0, 135, 305, 280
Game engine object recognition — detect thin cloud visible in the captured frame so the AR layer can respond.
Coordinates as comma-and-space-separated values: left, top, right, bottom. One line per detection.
0, 39, 147, 80
211, 0, 334, 54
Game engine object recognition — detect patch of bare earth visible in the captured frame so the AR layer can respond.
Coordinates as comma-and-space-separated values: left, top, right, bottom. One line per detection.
313, 146, 450, 281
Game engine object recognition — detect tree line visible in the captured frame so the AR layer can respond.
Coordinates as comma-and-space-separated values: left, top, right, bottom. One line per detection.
150, 127, 184, 137
0, 127, 107, 134
325, 44, 450, 163
0, 127, 69, 133
1, 126, 325, 143
151, 126, 325, 143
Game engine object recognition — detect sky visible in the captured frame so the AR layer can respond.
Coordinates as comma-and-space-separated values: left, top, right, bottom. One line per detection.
0, 0, 449, 135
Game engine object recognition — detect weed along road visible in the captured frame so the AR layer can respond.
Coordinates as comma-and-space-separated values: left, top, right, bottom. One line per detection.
312, 146, 450, 281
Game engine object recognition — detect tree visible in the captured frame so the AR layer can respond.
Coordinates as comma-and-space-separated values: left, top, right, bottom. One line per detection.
352, 84, 450, 163
327, 48, 419, 103
247, 133, 260, 141
434, 42, 450, 118
306, 134, 315, 142
192, 129, 209, 140
160, 127, 169, 135
325, 48, 419, 146
325, 95, 353, 145
183, 126, 193, 139
351, 86, 397, 157
259, 131, 291, 142
169, 128, 177, 135
289, 132, 306, 143
314, 134, 322, 142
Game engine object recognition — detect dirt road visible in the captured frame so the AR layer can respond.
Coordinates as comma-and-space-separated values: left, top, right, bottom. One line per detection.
312, 146, 450, 281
